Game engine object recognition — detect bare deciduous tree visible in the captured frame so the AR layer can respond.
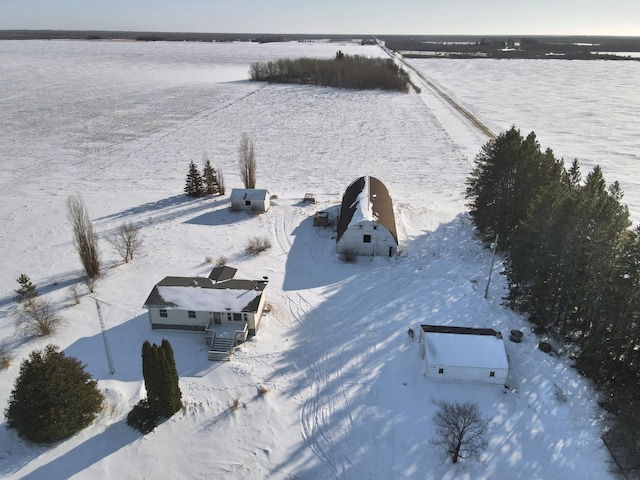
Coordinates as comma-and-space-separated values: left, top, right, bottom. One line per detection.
108, 221, 143, 263
430, 401, 489, 464
239, 133, 257, 189
66, 195, 100, 280
217, 167, 226, 195
17, 297, 63, 336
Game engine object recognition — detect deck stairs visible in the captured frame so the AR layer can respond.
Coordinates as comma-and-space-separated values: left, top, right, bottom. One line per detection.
206, 323, 248, 361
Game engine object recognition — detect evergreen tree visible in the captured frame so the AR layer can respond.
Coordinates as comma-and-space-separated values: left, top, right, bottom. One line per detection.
184, 161, 205, 197
141, 340, 181, 419
202, 158, 220, 195
5, 345, 103, 444
14, 274, 39, 303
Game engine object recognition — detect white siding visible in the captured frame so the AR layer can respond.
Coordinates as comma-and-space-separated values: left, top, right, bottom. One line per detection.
336, 220, 397, 256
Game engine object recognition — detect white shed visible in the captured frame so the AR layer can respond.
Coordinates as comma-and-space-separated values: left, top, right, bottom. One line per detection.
336, 176, 398, 257
419, 325, 509, 385
230, 188, 270, 213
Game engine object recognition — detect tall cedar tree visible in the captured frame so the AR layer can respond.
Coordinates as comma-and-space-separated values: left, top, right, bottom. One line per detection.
203, 159, 220, 195
5, 345, 103, 444
184, 161, 205, 197
15, 274, 39, 303
142, 340, 181, 418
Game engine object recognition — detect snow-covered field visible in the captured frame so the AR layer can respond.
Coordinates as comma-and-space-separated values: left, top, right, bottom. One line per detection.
409, 57, 640, 225
0, 39, 627, 479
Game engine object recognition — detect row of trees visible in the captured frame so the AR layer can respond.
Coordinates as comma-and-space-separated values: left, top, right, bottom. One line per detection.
249, 52, 410, 92
184, 155, 226, 197
466, 127, 639, 450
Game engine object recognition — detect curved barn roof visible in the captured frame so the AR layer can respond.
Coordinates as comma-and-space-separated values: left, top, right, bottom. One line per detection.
336, 176, 397, 243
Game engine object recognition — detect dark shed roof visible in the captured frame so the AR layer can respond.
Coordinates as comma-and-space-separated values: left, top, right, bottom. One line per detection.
208, 266, 238, 282
336, 176, 398, 243
420, 325, 499, 337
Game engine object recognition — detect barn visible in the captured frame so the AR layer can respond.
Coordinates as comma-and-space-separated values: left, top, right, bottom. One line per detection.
418, 325, 509, 385
230, 188, 270, 213
143, 266, 268, 336
336, 176, 398, 256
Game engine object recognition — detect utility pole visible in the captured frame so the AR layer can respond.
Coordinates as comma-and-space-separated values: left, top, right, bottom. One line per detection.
484, 234, 499, 300
94, 298, 115, 375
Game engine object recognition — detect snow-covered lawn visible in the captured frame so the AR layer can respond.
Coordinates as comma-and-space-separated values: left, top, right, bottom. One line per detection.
0, 40, 617, 479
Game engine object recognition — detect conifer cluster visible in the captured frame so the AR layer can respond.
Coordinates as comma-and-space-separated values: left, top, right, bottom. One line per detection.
466, 127, 640, 404
184, 158, 221, 197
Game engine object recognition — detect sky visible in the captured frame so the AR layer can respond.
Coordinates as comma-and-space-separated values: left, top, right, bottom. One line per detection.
1, 0, 639, 36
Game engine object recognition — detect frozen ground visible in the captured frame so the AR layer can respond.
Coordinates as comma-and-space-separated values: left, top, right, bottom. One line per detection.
0, 40, 624, 479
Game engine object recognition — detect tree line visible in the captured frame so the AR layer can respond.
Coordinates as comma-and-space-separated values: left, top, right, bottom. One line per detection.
249, 52, 411, 92
466, 127, 639, 464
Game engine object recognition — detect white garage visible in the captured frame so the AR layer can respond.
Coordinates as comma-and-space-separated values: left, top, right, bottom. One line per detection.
419, 325, 509, 385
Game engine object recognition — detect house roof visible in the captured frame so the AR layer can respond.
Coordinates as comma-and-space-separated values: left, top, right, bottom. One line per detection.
208, 266, 238, 282
143, 275, 267, 313
230, 189, 269, 201
421, 324, 508, 370
336, 176, 397, 243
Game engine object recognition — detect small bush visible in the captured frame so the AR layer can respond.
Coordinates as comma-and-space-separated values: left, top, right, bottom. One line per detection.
205, 256, 214, 264
216, 255, 228, 266
231, 396, 241, 412
258, 385, 270, 396
246, 236, 272, 255
68, 284, 82, 305
126, 399, 159, 434
339, 248, 358, 264
0, 344, 11, 369
17, 297, 63, 336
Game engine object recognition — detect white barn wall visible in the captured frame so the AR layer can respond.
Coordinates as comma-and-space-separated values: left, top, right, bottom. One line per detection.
336, 220, 397, 256
425, 364, 508, 385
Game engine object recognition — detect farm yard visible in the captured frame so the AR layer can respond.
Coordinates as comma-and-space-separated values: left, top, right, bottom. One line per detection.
0, 39, 634, 479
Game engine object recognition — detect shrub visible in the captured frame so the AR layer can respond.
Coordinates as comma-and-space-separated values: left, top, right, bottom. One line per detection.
4, 345, 104, 444
205, 255, 213, 264
17, 297, 63, 336
126, 399, 159, 434
68, 283, 82, 305
0, 344, 11, 369
216, 255, 228, 266
339, 248, 358, 264
231, 396, 241, 412
258, 385, 270, 396
246, 236, 272, 255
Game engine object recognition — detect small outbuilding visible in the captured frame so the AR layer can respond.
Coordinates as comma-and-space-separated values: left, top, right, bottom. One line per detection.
230, 188, 270, 213
419, 325, 509, 385
336, 176, 398, 256
143, 267, 268, 336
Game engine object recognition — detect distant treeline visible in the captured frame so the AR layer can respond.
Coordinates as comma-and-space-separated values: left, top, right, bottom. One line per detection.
383, 35, 640, 60
249, 52, 410, 92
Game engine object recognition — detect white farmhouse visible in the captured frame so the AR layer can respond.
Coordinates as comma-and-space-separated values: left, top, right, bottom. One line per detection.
336, 176, 398, 256
230, 188, 270, 213
143, 266, 268, 336
419, 325, 509, 385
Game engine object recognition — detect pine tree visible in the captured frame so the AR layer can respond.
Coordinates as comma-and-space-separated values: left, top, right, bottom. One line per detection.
15, 274, 39, 303
202, 158, 219, 195
5, 345, 103, 444
184, 161, 205, 197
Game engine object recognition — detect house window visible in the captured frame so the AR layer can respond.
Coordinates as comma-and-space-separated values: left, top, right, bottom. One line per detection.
159, 309, 168, 318
438, 368, 444, 374
227, 313, 232, 322
489, 371, 495, 377
363, 234, 371, 243
245, 200, 251, 206
243, 314, 248, 321
188, 311, 196, 318
373, 225, 377, 230
233, 313, 242, 321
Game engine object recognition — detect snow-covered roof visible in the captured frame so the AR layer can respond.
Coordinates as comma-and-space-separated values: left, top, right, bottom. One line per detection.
336, 176, 397, 242
422, 325, 508, 370
230, 188, 269, 201
144, 275, 267, 313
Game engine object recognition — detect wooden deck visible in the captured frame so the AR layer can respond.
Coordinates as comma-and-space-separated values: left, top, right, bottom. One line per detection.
205, 323, 248, 361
